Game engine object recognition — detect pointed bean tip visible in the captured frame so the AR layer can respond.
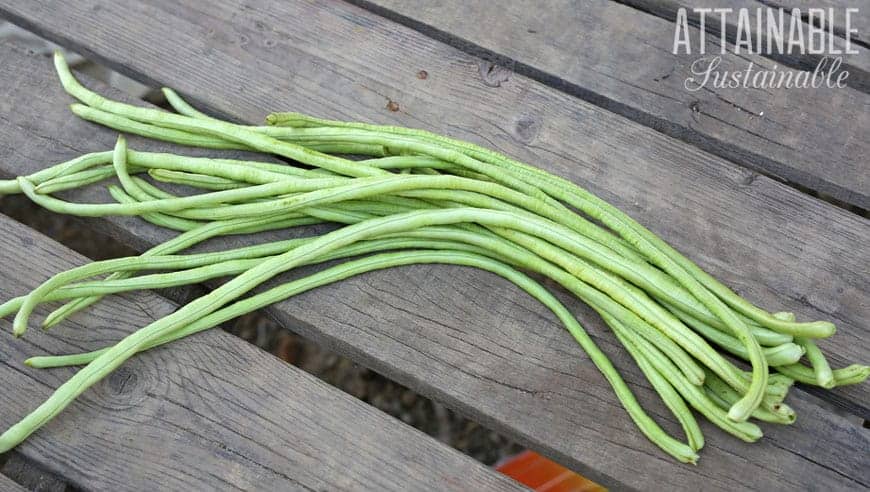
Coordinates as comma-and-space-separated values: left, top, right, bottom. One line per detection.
42, 314, 62, 329
0, 436, 15, 455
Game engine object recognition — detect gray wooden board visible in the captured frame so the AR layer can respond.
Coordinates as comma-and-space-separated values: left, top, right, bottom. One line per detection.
0, 212, 528, 492
1, 0, 867, 416
0, 454, 66, 492
0, 6, 867, 490
0, 474, 26, 492
680, 0, 869, 48
356, 0, 870, 210
620, 0, 870, 76
770, 0, 869, 46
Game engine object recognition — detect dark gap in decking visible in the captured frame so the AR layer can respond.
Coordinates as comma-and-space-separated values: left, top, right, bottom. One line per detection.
1, 451, 73, 492
612, 0, 870, 94
342, 0, 868, 218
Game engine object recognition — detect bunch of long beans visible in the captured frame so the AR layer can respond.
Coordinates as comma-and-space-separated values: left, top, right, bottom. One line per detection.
0, 52, 865, 462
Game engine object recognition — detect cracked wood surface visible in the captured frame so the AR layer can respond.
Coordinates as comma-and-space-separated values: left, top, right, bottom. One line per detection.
0, 215, 526, 491
355, 0, 870, 209
0, 2, 867, 490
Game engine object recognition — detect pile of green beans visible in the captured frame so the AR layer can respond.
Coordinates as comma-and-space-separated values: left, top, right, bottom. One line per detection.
0, 52, 866, 462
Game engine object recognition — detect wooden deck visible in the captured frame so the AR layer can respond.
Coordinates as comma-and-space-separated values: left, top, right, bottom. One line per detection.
0, 1, 867, 490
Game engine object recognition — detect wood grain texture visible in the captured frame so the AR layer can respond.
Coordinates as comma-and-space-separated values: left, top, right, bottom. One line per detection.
356, 0, 870, 209
680, 0, 868, 48
619, 0, 870, 91
775, 0, 868, 46
0, 454, 65, 492
0, 212, 527, 492
0, 474, 26, 492
0, 7, 867, 490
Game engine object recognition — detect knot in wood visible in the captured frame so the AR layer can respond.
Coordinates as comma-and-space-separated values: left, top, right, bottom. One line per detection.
514, 115, 541, 144
478, 61, 511, 87
107, 366, 140, 396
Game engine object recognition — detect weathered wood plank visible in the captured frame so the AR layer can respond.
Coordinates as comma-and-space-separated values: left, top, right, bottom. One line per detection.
0, 213, 527, 491
776, 0, 868, 46
0, 454, 65, 492
0, 6, 867, 490
2, 0, 867, 416
619, 0, 870, 88
356, 0, 870, 209
0, 473, 27, 492
677, 0, 869, 49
